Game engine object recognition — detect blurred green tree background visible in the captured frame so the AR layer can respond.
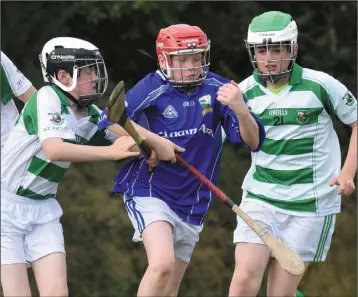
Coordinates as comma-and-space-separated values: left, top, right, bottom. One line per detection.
1, 1, 356, 296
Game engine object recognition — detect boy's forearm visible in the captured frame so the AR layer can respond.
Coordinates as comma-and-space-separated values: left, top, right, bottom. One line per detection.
342, 124, 357, 178
107, 123, 129, 137
236, 112, 259, 150
43, 138, 112, 162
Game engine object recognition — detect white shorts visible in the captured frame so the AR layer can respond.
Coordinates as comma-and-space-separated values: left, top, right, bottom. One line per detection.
1, 189, 65, 265
123, 195, 203, 263
233, 200, 336, 262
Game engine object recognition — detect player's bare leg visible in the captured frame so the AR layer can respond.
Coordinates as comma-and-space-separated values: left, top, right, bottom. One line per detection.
1, 263, 32, 297
164, 257, 188, 297
31, 252, 68, 297
228, 243, 271, 296
266, 259, 308, 297
138, 221, 175, 297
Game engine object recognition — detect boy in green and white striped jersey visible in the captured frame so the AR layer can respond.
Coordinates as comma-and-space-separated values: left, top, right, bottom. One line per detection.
1, 37, 182, 297
229, 11, 357, 297
1, 51, 37, 152
1, 37, 140, 297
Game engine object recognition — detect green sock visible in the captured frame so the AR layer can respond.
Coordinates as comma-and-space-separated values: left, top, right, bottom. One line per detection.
296, 290, 304, 297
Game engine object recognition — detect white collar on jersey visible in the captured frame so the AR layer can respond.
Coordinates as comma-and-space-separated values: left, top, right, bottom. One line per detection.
155, 69, 167, 82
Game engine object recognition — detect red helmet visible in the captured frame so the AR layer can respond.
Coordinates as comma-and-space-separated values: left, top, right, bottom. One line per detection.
155, 24, 211, 91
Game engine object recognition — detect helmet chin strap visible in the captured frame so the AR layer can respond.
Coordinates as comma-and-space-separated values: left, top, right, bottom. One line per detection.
259, 59, 294, 85
51, 67, 79, 92
261, 71, 290, 84
51, 67, 87, 110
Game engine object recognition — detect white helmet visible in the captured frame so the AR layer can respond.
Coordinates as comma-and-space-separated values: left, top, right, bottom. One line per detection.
39, 37, 108, 107
245, 11, 298, 83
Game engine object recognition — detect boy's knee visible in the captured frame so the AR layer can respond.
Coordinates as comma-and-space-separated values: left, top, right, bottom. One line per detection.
230, 266, 263, 295
148, 260, 175, 282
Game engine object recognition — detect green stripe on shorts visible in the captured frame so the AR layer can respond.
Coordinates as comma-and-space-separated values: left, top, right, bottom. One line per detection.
313, 214, 333, 262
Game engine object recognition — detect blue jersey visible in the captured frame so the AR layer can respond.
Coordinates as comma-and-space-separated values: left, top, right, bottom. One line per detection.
98, 70, 265, 225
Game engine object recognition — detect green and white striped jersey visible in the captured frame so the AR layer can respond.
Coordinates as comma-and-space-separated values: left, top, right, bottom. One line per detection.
239, 63, 357, 216
1, 85, 117, 200
1, 51, 32, 150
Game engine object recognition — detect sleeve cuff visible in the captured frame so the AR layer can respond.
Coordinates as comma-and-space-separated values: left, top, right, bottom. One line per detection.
98, 108, 114, 131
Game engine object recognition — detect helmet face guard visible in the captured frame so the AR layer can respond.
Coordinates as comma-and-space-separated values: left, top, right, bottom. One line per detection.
245, 40, 297, 84
161, 44, 210, 92
156, 24, 211, 93
73, 53, 108, 108
39, 38, 108, 107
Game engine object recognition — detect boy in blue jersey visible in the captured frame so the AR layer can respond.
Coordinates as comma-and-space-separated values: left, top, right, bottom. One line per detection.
98, 24, 266, 296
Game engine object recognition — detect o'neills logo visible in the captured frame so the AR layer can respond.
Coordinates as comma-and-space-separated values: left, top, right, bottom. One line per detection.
258, 33, 275, 36
182, 39, 199, 43
51, 55, 75, 60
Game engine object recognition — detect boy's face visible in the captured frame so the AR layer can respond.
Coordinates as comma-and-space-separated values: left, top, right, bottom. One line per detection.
254, 44, 293, 75
75, 66, 98, 97
159, 53, 203, 83
58, 66, 98, 99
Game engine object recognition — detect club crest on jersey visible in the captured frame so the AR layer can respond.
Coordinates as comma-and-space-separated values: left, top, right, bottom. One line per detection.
343, 91, 355, 106
296, 110, 309, 124
162, 105, 178, 119
199, 95, 213, 115
48, 112, 65, 125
